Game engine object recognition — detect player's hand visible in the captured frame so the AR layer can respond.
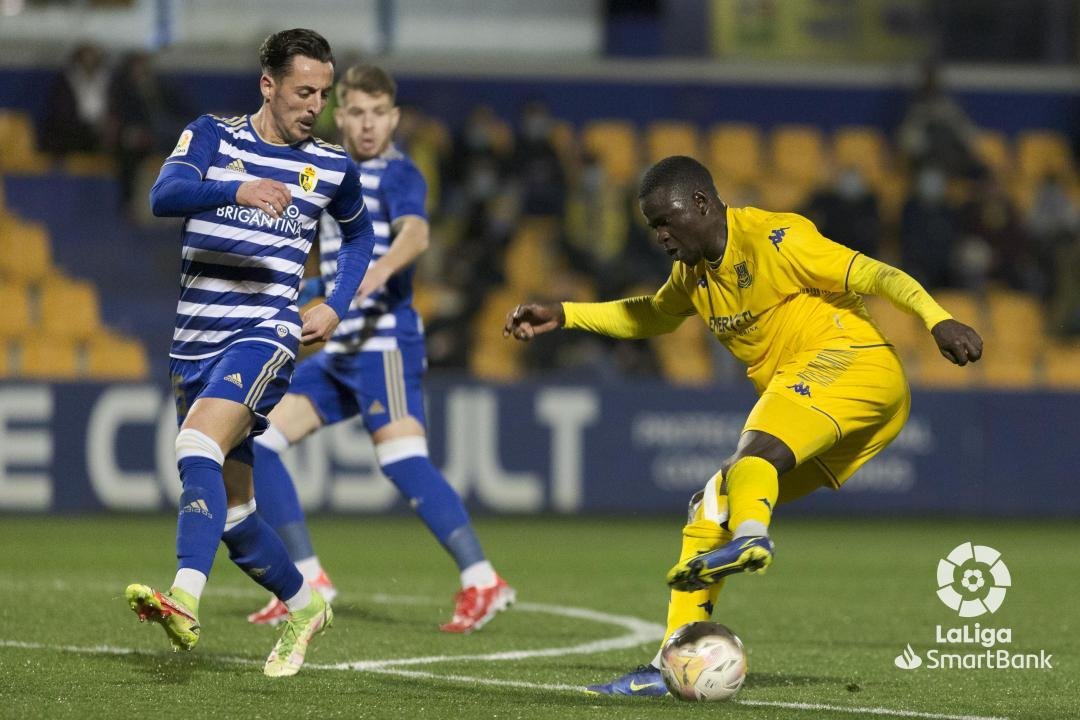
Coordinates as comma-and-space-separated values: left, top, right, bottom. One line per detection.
356, 262, 392, 302
300, 302, 340, 345
503, 302, 564, 342
931, 319, 983, 366
236, 179, 292, 219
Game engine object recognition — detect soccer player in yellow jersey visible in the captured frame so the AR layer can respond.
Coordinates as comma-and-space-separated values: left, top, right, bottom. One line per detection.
503, 155, 983, 696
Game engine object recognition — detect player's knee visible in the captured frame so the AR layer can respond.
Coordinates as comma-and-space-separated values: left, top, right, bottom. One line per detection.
267, 394, 321, 442
374, 435, 428, 468
175, 427, 225, 466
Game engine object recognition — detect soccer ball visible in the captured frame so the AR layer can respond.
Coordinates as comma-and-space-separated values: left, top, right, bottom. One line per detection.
659, 621, 747, 701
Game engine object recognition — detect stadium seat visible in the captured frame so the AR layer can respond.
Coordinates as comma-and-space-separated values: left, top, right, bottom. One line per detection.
0, 342, 9, 377
756, 177, 811, 212
581, 119, 641, 187
39, 275, 101, 341
930, 289, 983, 328
0, 110, 51, 173
861, 295, 919, 351
62, 152, 116, 176
470, 287, 525, 381
1042, 341, 1080, 389
832, 126, 892, 190
0, 214, 52, 282
652, 317, 712, 386
85, 333, 149, 379
504, 216, 560, 295
645, 121, 701, 165
706, 123, 763, 189
1015, 130, 1075, 184
980, 289, 1042, 388
16, 337, 80, 379
769, 124, 828, 188
974, 130, 1012, 184
0, 281, 32, 339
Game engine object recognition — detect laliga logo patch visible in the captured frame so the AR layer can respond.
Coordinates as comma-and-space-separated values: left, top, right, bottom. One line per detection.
299, 165, 318, 193
936, 542, 1011, 617
170, 129, 193, 157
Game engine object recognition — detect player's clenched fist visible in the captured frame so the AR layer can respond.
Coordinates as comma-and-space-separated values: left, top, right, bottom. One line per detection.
236, 178, 293, 219
503, 302, 565, 342
300, 303, 341, 345
931, 319, 984, 366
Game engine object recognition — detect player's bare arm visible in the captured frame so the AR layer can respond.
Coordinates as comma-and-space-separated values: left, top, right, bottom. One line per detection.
503, 302, 565, 341
300, 302, 340, 344
236, 178, 293, 219
931, 319, 984, 366
357, 215, 429, 300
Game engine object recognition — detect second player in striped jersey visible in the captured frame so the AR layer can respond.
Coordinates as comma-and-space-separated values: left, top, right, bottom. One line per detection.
250, 64, 514, 632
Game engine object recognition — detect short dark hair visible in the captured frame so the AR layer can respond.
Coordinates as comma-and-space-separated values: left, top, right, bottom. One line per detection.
336, 64, 397, 105
259, 28, 334, 79
639, 155, 718, 200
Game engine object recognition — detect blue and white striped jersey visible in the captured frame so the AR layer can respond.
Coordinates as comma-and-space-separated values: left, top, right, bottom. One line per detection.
163, 114, 368, 360
318, 144, 428, 354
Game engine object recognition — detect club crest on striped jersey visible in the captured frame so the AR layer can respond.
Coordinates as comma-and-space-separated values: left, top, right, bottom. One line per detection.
299, 165, 318, 193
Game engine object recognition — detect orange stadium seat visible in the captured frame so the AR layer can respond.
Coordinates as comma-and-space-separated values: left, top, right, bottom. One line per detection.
652, 316, 712, 386
470, 286, 525, 381
581, 119, 641, 187
707, 123, 763, 189
832, 126, 892, 189
770, 124, 828, 188
981, 289, 1042, 388
1042, 341, 1080, 389
86, 333, 149, 379
17, 337, 80, 379
0, 110, 50, 173
0, 214, 52, 282
0, 281, 32, 339
40, 275, 101, 341
1015, 130, 1075, 183
974, 131, 1012, 184
504, 216, 560, 296
861, 295, 919, 351
756, 177, 811, 212
62, 152, 116, 176
645, 121, 701, 164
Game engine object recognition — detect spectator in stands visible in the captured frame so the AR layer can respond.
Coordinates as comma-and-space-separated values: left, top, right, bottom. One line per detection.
107, 50, 190, 214
801, 166, 882, 258
442, 105, 511, 214
511, 99, 567, 216
42, 43, 112, 155
958, 173, 1041, 294
899, 166, 959, 290
897, 60, 984, 180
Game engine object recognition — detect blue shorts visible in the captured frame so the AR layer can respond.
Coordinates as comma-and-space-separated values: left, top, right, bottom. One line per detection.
288, 338, 427, 434
169, 341, 294, 465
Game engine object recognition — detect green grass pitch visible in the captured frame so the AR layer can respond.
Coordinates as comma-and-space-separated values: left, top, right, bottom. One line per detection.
0, 516, 1075, 720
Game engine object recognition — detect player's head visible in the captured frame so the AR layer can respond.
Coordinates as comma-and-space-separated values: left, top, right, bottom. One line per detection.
257, 28, 335, 144
638, 156, 726, 266
334, 64, 400, 161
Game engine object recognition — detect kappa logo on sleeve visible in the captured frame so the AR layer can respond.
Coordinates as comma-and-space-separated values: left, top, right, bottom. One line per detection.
170, 129, 193, 157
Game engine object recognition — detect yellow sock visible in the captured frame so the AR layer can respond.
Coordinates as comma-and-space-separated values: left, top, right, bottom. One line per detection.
663, 513, 732, 645
726, 456, 778, 537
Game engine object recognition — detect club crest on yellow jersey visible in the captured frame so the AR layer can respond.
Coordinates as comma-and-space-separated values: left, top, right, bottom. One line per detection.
299, 165, 318, 193
735, 261, 753, 289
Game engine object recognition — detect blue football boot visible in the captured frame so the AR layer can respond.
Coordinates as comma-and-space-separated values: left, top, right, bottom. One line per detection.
585, 664, 668, 696
666, 535, 774, 591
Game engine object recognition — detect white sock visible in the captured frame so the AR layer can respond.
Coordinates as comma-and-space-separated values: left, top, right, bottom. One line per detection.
283, 582, 313, 612
460, 560, 497, 589
256, 423, 290, 453
296, 556, 324, 584
172, 568, 207, 599
733, 519, 769, 539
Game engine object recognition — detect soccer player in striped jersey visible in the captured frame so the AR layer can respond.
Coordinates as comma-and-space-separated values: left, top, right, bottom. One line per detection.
124, 29, 375, 678
504, 156, 983, 695
248, 64, 514, 632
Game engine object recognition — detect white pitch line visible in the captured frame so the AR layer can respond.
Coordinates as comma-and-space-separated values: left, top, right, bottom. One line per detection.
0, 593, 1009, 720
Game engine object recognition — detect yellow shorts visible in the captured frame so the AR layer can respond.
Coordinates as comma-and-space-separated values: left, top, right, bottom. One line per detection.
743, 344, 910, 505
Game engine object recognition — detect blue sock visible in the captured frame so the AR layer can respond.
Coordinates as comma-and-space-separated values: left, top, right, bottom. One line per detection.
253, 439, 314, 561
176, 456, 227, 577
222, 511, 304, 601
381, 454, 486, 570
